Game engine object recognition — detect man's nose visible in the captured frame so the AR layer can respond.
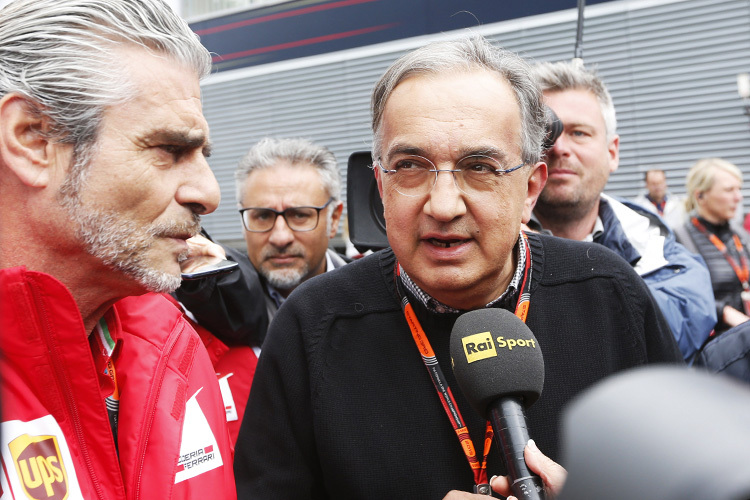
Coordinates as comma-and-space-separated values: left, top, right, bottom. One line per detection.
177, 154, 220, 215
267, 213, 295, 247
424, 169, 467, 221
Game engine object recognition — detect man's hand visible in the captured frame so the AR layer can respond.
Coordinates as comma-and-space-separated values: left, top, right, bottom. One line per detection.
442, 440, 567, 499
180, 233, 227, 274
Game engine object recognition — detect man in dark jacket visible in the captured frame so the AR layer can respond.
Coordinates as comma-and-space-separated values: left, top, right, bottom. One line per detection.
174, 138, 348, 442
176, 137, 347, 348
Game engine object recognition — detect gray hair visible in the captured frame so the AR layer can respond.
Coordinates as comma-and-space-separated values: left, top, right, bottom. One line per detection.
235, 137, 341, 205
532, 61, 617, 139
0, 0, 211, 159
371, 35, 547, 165
685, 157, 743, 212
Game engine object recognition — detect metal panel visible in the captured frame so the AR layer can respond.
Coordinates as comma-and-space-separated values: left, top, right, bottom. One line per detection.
199, 0, 750, 245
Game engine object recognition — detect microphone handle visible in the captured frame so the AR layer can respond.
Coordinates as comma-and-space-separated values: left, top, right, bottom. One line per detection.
489, 398, 547, 500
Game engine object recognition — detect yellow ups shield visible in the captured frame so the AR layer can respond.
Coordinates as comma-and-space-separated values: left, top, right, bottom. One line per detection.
9, 433, 69, 500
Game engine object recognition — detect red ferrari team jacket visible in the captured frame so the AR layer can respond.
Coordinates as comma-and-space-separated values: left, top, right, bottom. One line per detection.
0, 267, 237, 500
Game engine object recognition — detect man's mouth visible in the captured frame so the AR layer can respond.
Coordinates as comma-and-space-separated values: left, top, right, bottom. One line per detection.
267, 254, 302, 264
428, 238, 465, 248
158, 220, 200, 241
548, 167, 576, 176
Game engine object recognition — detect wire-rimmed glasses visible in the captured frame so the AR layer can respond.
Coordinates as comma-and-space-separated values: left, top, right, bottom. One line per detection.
373, 154, 525, 197
239, 197, 334, 233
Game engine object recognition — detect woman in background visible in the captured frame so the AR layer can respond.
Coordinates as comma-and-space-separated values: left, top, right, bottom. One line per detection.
675, 158, 750, 334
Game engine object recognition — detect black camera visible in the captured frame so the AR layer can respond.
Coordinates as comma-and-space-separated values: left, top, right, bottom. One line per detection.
543, 106, 563, 150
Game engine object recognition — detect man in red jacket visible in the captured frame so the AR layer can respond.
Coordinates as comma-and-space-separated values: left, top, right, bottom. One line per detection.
0, 1, 236, 499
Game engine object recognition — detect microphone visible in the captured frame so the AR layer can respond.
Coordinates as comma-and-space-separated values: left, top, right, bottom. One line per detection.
450, 308, 546, 499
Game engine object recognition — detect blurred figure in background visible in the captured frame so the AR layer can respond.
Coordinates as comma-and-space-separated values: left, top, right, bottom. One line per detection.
693, 318, 750, 383
675, 158, 750, 335
633, 168, 686, 229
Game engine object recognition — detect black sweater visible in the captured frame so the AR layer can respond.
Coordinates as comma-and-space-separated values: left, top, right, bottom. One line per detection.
234, 232, 682, 499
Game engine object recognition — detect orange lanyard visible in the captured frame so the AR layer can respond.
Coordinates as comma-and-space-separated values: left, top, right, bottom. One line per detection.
692, 217, 750, 288
395, 232, 532, 490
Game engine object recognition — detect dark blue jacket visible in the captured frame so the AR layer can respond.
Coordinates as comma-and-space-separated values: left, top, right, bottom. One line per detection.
694, 321, 750, 383
531, 194, 716, 361
596, 196, 716, 360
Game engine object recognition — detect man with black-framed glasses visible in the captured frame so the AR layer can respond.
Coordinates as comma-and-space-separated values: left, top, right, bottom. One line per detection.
235, 137, 345, 310
174, 137, 347, 445
176, 136, 347, 348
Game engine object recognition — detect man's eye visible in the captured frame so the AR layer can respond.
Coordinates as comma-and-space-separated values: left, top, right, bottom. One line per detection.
393, 159, 428, 172
288, 210, 314, 221
461, 162, 496, 174
394, 160, 416, 171
159, 145, 187, 159
253, 210, 274, 221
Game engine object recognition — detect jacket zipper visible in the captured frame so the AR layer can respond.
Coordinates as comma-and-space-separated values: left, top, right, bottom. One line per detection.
133, 325, 181, 500
28, 278, 110, 500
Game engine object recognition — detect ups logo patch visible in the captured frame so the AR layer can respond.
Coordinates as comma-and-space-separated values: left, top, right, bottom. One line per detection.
9, 434, 68, 500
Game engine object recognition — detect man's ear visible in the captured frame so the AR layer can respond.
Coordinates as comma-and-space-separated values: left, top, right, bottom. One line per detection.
608, 134, 620, 174
328, 200, 344, 239
374, 162, 384, 199
0, 93, 58, 188
522, 161, 548, 223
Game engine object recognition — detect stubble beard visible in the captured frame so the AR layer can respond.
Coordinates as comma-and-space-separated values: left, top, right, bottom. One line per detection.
258, 245, 310, 292
258, 215, 332, 293
57, 153, 199, 294
535, 185, 598, 224
260, 264, 309, 293
535, 159, 602, 224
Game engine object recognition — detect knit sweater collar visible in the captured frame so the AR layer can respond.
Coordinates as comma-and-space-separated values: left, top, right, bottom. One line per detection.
377, 232, 546, 331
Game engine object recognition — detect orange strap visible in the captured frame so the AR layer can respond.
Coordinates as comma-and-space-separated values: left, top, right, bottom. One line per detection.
395, 232, 532, 488
692, 217, 750, 288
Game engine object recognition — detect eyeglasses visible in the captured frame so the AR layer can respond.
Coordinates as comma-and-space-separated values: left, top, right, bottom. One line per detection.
239, 197, 334, 233
373, 154, 525, 197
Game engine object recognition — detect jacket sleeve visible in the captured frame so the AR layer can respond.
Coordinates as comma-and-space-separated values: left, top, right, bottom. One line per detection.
642, 235, 717, 361
694, 320, 750, 382
174, 245, 269, 347
234, 300, 325, 498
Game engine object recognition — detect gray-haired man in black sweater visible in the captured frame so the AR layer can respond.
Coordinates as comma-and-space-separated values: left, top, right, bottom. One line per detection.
234, 36, 682, 500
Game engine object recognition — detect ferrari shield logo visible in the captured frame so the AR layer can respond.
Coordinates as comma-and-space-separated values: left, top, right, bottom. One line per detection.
9, 434, 68, 500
